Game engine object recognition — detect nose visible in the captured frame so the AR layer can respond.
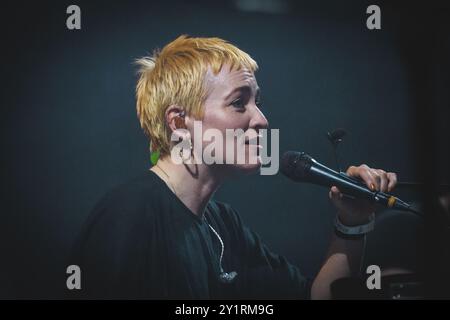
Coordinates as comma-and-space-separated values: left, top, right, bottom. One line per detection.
249, 105, 269, 130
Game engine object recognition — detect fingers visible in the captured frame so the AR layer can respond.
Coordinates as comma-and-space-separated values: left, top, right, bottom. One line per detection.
347, 165, 397, 193
329, 186, 341, 201
375, 169, 388, 192
387, 172, 397, 192
347, 165, 377, 191
329, 185, 375, 217
329, 186, 345, 212
369, 170, 381, 191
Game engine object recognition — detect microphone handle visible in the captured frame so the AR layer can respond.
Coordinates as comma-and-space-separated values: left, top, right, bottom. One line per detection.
308, 165, 413, 212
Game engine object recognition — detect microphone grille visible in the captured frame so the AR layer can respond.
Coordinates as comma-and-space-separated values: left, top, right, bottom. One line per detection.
280, 151, 313, 181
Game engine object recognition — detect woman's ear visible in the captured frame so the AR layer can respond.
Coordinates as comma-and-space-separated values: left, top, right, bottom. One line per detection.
165, 105, 187, 132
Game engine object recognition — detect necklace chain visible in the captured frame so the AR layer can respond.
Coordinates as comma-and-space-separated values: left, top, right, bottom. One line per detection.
155, 164, 177, 195
205, 219, 225, 273
152, 164, 237, 283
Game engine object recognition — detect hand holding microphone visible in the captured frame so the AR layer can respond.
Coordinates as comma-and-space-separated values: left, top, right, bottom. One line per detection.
329, 164, 397, 226
280, 151, 406, 227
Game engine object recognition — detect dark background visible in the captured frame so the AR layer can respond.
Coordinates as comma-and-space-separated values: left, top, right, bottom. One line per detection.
1, 0, 449, 298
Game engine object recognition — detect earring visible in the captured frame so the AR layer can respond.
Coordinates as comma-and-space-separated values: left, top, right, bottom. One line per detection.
179, 138, 193, 162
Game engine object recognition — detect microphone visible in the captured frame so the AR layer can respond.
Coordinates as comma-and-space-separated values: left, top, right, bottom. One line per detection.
280, 151, 418, 214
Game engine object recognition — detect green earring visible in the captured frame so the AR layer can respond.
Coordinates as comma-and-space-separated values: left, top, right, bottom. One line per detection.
150, 150, 160, 165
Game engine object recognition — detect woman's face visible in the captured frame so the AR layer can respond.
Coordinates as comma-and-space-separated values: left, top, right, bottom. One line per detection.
190, 64, 269, 177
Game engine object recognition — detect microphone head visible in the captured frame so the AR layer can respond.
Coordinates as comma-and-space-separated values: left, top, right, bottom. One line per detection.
280, 151, 313, 182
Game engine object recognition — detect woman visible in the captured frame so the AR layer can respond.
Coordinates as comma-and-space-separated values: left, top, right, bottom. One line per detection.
70, 35, 397, 299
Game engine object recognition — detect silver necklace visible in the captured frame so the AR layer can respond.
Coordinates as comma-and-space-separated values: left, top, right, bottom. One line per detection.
205, 218, 238, 284
152, 165, 238, 283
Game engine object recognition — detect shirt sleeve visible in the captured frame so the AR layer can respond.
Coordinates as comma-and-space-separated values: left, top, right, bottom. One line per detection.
216, 201, 312, 299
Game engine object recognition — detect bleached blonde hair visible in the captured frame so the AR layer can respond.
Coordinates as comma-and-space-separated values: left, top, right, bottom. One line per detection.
135, 35, 258, 157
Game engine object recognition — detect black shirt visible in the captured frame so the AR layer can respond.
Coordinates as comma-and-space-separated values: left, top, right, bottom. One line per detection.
69, 171, 310, 299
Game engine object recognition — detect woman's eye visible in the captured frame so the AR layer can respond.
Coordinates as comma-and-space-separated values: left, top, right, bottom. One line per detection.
231, 98, 245, 109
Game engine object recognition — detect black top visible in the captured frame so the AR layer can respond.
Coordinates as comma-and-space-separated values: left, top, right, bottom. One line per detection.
69, 171, 310, 299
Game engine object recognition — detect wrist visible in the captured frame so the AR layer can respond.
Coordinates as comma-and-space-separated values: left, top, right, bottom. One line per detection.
337, 211, 373, 226
334, 212, 375, 239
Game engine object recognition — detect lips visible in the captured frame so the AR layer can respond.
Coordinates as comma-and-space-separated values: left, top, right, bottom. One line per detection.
244, 135, 262, 158
244, 134, 261, 145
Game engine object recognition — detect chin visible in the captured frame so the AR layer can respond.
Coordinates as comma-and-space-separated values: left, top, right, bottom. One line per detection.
214, 151, 262, 178
232, 160, 262, 176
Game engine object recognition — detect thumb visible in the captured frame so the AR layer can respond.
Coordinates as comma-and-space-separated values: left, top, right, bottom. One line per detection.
329, 186, 342, 201
329, 186, 346, 212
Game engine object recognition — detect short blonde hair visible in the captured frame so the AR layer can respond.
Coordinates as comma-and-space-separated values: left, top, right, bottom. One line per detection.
135, 35, 258, 156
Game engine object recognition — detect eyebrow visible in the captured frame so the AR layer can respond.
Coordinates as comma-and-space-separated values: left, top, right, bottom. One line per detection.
225, 85, 260, 101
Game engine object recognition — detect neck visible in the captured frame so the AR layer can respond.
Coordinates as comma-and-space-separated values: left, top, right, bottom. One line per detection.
151, 156, 222, 217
